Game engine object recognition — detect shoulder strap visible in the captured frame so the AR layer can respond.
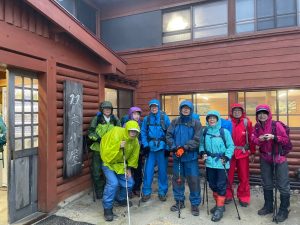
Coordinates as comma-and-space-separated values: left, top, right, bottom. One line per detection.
271, 120, 277, 135
244, 118, 249, 145
160, 111, 166, 131
220, 128, 227, 149
203, 127, 208, 151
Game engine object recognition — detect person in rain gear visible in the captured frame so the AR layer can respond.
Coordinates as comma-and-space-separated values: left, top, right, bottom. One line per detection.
166, 100, 202, 216
199, 110, 234, 222
225, 103, 255, 207
121, 106, 143, 196
140, 99, 171, 202
100, 120, 140, 221
251, 104, 290, 222
87, 101, 121, 199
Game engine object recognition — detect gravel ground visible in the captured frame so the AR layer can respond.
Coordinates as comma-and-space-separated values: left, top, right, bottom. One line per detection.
53, 177, 300, 225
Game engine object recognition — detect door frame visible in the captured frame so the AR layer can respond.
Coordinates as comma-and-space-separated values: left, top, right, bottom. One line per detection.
7, 69, 39, 223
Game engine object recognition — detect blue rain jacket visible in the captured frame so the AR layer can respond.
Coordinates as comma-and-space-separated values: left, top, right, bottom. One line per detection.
141, 99, 170, 151
166, 100, 202, 162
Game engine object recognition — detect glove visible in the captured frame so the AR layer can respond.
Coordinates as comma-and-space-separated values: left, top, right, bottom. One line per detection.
164, 150, 171, 158
221, 156, 230, 164
142, 146, 150, 157
199, 151, 207, 159
175, 146, 185, 158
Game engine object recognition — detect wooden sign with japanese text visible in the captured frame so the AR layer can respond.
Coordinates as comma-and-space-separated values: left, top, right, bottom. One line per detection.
63, 80, 83, 178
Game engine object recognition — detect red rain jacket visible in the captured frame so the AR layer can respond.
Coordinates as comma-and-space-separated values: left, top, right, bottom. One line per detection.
229, 103, 255, 159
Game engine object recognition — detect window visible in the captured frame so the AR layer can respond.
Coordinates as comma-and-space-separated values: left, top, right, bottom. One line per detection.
55, 0, 97, 35
162, 92, 228, 125
238, 90, 300, 127
162, 0, 228, 43
105, 88, 133, 118
236, 0, 298, 33
162, 9, 191, 43
193, 1, 228, 39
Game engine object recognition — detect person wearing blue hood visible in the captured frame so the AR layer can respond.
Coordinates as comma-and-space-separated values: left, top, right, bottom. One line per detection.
140, 99, 171, 202
199, 110, 234, 222
166, 100, 202, 216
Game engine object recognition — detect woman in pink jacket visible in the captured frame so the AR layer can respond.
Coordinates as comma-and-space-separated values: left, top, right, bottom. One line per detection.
251, 104, 290, 223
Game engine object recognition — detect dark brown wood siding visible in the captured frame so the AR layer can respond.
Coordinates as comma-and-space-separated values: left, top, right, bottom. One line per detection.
120, 32, 300, 179
55, 65, 99, 202
0, 0, 49, 37
0, 0, 126, 212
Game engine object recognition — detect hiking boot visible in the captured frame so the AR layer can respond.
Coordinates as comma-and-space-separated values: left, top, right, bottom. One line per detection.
104, 208, 113, 221
211, 206, 225, 222
275, 194, 290, 222
170, 201, 185, 212
191, 205, 199, 216
258, 190, 273, 216
141, 194, 151, 202
95, 191, 103, 200
158, 195, 167, 202
239, 200, 249, 207
133, 190, 141, 196
115, 199, 133, 207
128, 191, 134, 199
224, 198, 232, 204
210, 205, 226, 214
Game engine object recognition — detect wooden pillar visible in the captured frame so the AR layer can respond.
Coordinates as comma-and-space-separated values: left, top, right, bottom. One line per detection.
228, 91, 238, 114
38, 57, 58, 212
99, 73, 105, 103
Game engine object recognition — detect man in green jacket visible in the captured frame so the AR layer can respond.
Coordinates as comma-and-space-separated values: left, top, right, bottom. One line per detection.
87, 101, 120, 199
100, 120, 140, 221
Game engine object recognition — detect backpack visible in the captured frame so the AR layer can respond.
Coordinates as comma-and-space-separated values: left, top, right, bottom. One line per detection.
228, 117, 249, 148
146, 111, 167, 132
271, 121, 292, 156
203, 127, 227, 150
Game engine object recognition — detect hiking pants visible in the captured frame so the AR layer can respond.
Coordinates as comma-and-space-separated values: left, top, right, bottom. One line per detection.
92, 152, 106, 196
132, 154, 143, 192
172, 158, 201, 206
260, 158, 290, 195
102, 165, 134, 209
226, 156, 250, 203
142, 150, 168, 196
207, 167, 227, 196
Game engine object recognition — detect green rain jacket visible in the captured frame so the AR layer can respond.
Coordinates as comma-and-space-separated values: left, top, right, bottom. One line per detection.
100, 120, 140, 174
87, 114, 120, 152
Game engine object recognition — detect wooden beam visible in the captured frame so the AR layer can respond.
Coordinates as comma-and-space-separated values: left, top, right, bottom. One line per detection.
0, 49, 47, 72
100, 64, 117, 75
38, 58, 58, 212
25, 0, 127, 74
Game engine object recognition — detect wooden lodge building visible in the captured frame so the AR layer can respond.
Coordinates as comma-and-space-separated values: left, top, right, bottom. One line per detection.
1, 0, 300, 223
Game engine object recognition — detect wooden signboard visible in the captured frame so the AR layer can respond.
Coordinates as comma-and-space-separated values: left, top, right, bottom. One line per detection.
63, 80, 83, 178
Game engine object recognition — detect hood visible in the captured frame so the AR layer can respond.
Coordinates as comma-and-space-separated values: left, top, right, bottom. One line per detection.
230, 103, 246, 119
124, 120, 140, 139
179, 100, 194, 118
128, 106, 142, 120
148, 99, 161, 111
255, 104, 272, 123
206, 110, 221, 129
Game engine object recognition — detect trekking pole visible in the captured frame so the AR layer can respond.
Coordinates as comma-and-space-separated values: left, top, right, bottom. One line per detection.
177, 158, 182, 218
122, 148, 131, 225
272, 149, 278, 223
222, 162, 241, 220
84, 135, 96, 202
203, 160, 209, 215
138, 156, 147, 207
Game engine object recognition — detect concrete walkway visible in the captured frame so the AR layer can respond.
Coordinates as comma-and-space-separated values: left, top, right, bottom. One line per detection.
51, 178, 300, 225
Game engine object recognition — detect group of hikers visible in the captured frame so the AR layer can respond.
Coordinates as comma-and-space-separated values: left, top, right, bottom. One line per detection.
87, 98, 291, 223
